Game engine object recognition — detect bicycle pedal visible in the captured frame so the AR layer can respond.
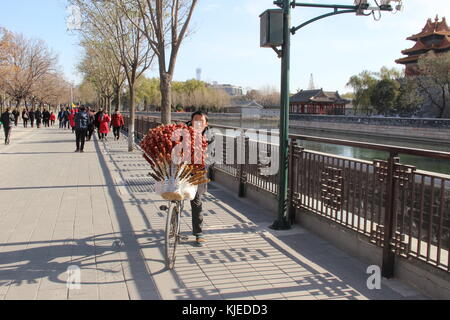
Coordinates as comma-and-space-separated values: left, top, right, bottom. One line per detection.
180, 236, 189, 241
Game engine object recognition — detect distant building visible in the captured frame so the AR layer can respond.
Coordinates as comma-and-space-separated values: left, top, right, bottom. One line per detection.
211, 83, 243, 96
240, 100, 263, 120
290, 89, 348, 115
396, 15, 450, 76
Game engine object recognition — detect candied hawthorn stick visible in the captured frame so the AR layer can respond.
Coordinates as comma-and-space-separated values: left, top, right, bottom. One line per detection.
187, 171, 207, 184
177, 164, 189, 180
154, 160, 167, 180
191, 179, 211, 186
179, 165, 194, 181
149, 172, 162, 182
158, 154, 170, 178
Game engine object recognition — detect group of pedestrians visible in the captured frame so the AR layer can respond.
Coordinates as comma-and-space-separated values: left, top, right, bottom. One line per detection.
11, 107, 56, 129
1, 105, 125, 147
71, 106, 125, 153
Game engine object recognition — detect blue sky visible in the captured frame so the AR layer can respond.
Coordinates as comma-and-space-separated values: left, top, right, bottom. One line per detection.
0, 0, 449, 94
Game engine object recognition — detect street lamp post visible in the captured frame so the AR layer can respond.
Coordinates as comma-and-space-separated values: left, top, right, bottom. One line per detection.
262, 1, 402, 239
270, 0, 292, 230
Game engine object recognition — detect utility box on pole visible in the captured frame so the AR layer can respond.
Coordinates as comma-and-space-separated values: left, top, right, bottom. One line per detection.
260, 9, 283, 48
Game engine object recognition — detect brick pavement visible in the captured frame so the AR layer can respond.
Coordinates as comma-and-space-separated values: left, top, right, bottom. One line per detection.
0, 124, 428, 300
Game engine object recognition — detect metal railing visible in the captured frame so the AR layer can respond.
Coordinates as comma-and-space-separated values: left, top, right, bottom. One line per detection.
123, 115, 450, 275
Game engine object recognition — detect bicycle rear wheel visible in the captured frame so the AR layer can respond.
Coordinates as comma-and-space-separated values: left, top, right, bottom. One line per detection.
165, 202, 181, 270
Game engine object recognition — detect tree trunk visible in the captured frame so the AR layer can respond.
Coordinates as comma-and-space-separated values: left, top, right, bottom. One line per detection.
160, 73, 172, 124
441, 87, 447, 118
128, 84, 136, 152
116, 86, 121, 112
107, 96, 112, 115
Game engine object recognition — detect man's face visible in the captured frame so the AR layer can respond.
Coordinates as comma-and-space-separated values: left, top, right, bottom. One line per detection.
192, 114, 207, 131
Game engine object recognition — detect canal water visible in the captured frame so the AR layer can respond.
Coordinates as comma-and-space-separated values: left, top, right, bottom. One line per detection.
209, 119, 450, 175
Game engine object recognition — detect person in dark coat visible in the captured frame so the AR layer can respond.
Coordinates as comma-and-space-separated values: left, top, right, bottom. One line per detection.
58, 108, 64, 129
63, 108, 70, 129
42, 109, 51, 127
86, 107, 96, 141
29, 108, 35, 128
1, 108, 15, 145
12, 108, 20, 127
35, 108, 42, 128
74, 106, 90, 153
22, 108, 29, 128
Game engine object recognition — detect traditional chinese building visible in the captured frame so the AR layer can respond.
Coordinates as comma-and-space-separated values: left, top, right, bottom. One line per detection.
396, 15, 450, 76
289, 89, 348, 115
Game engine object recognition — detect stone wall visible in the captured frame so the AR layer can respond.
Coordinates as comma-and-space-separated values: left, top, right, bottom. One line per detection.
290, 115, 450, 142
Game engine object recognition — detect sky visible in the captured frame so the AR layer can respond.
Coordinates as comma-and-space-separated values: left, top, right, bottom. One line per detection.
0, 0, 449, 94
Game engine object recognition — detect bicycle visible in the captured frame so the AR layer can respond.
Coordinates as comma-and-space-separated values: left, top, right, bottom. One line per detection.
160, 200, 188, 270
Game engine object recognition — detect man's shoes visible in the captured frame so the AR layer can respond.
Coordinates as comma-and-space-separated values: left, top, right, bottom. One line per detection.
195, 236, 206, 247
80, 150, 85, 153
75, 149, 80, 153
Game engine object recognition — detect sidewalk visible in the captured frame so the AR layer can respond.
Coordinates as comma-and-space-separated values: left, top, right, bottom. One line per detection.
0, 125, 428, 300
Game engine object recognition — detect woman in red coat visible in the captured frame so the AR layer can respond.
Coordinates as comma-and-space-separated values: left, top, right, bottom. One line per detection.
111, 109, 125, 140
98, 111, 111, 141
68, 112, 75, 133
50, 112, 56, 126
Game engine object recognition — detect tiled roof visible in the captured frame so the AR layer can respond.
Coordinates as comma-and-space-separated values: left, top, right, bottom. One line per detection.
397, 16, 450, 67
407, 16, 449, 41
290, 89, 348, 104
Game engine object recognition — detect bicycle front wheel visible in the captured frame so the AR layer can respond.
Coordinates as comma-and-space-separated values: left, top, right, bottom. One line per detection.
165, 202, 180, 270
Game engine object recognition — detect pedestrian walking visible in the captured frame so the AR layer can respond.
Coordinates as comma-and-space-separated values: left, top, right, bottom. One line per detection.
22, 108, 29, 128
1, 108, 15, 145
94, 108, 103, 139
86, 107, 95, 141
111, 109, 125, 140
63, 108, 70, 129
35, 108, 42, 128
74, 106, 90, 153
29, 108, 35, 128
50, 112, 56, 126
68, 110, 75, 133
58, 108, 64, 128
12, 108, 20, 127
43, 109, 51, 127
98, 110, 110, 141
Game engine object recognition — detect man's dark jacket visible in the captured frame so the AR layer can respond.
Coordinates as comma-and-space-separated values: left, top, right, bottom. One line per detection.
1, 112, 15, 127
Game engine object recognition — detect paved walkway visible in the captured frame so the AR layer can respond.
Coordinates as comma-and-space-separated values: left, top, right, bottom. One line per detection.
0, 124, 429, 300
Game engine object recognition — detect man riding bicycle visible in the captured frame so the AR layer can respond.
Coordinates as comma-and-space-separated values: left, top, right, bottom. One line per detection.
186, 111, 215, 247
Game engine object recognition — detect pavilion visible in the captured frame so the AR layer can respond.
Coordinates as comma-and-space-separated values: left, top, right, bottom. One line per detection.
289, 89, 348, 115
396, 15, 450, 76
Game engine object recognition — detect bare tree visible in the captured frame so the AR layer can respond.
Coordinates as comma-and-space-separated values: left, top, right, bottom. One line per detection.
1, 32, 57, 109
72, 0, 155, 151
77, 46, 115, 112
120, 0, 199, 124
